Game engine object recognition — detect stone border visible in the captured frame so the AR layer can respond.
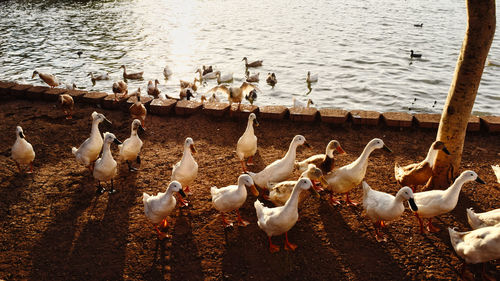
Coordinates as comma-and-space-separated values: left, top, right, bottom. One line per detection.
1, 81, 498, 133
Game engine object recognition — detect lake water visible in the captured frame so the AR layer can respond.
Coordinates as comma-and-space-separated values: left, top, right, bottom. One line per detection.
1, 0, 499, 115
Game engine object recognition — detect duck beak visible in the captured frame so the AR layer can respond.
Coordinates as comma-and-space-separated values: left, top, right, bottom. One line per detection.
104, 117, 112, 125
442, 147, 451, 155
249, 184, 259, 196
113, 138, 122, 145
408, 198, 418, 211
190, 144, 197, 154
475, 176, 485, 184
19, 132, 25, 139
309, 185, 320, 198
138, 125, 145, 132
383, 145, 392, 153
304, 141, 311, 148
253, 119, 260, 127
336, 146, 346, 154
178, 189, 187, 197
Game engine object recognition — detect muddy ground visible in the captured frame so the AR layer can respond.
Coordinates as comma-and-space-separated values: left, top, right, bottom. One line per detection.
0, 99, 498, 280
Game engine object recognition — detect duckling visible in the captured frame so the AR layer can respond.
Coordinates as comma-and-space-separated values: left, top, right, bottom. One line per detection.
245, 70, 260, 83
325, 138, 392, 206
93, 132, 122, 195
11, 126, 35, 174
112, 80, 128, 101
410, 50, 422, 58
206, 82, 260, 110
179, 87, 195, 100
245, 89, 258, 105
211, 174, 259, 228
467, 208, 500, 230
180, 78, 198, 92
492, 165, 500, 183
120, 65, 144, 80
129, 90, 147, 128
58, 94, 74, 119
202, 65, 213, 75
216, 71, 234, 84
32, 70, 59, 88
412, 170, 485, 234
362, 181, 417, 242
72, 112, 111, 170
448, 226, 500, 281
163, 65, 173, 79
236, 113, 259, 172
268, 164, 326, 207
88, 72, 110, 86
171, 137, 198, 207
143, 181, 186, 239
266, 73, 277, 87
147, 79, 161, 98
292, 97, 314, 108
255, 178, 318, 253
247, 135, 310, 190
306, 71, 318, 83
242, 57, 263, 68
395, 141, 451, 191
295, 140, 346, 174
119, 119, 144, 172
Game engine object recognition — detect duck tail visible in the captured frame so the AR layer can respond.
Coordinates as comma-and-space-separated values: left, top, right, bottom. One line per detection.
394, 162, 403, 182
362, 181, 371, 198
254, 199, 264, 218
210, 186, 218, 197
142, 192, 150, 205
72, 147, 78, 155
466, 208, 481, 229
448, 227, 465, 250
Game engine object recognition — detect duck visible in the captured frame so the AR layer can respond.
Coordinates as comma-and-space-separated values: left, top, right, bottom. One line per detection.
129, 90, 147, 128
195, 68, 218, 82
171, 137, 198, 207
492, 165, 500, 183
143, 181, 186, 239
268, 164, 326, 207
448, 225, 500, 280
247, 135, 310, 190
11, 126, 35, 174
412, 170, 485, 234
202, 65, 213, 75
395, 141, 451, 191
216, 72, 234, 84
58, 94, 74, 119
236, 113, 259, 172
306, 71, 318, 83
292, 97, 314, 108
325, 138, 392, 206
119, 119, 145, 172
72, 112, 111, 170
255, 178, 318, 253
120, 65, 144, 80
200, 93, 220, 103
211, 174, 259, 228
410, 50, 422, 58
147, 79, 161, 98
180, 78, 198, 92
295, 140, 346, 174
65, 82, 77, 90
266, 73, 277, 87
77, 51, 83, 58
242, 57, 263, 68
413, 23, 423, 27
179, 87, 195, 100
112, 80, 128, 101
362, 181, 417, 242
245, 89, 258, 105
88, 72, 110, 86
163, 65, 173, 79
32, 70, 59, 88
467, 208, 500, 230
93, 132, 122, 195
245, 70, 260, 83
206, 82, 260, 110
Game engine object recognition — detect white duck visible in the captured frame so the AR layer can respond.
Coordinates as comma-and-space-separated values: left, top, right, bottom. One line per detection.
88, 72, 110, 86
362, 181, 417, 242
412, 170, 485, 233
325, 138, 392, 206
196, 68, 218, 82
211, 174, 259, 228
255, 178, 318, 253
306, 71, 318, 83
93, 132, 122, 195
467, 208, 500, 230
72, 112, 111, 170
171, 137, 198, 206
32, 70, 59, 88
292, 97, 314, 108
143, 181, 186, 239
295, 140, 346, 174
492, 165, 500, 183
11, 126, 35, 174
236, 113, 259, 172
163, 65, 173, 79
448, 225, 500, 280
216, 72, 234, 84
247, 135, 310, 190
119, 119, 144, 172
268, 164, 326, 207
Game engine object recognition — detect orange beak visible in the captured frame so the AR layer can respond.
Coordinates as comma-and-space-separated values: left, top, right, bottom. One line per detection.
336, 146, 346, 154
249, 185, 259, 196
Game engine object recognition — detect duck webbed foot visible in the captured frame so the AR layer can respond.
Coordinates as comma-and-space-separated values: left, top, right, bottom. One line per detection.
426, 218, 440, 233
284, 232, 297, 251
236, 210, 250, 227
268, 237, 280, 253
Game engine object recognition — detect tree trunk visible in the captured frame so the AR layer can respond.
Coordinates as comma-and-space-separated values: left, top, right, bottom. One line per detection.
426, 0, 496, 190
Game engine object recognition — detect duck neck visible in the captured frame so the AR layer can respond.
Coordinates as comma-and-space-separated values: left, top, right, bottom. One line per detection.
284, 185, 302, 210
283, 140, 299, 162
130, 127, 138, 137
352, 143, 375, 171
244, 119, 254, 136
444, 175, 468, 201
182, 145, 192, 161
122, 66, 127, 75
424, 147, 439, 169
101, 141, 112, 160
90, 120, 102, 140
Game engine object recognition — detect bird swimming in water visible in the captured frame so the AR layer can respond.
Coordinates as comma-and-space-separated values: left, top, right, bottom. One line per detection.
410, 50, 422, 58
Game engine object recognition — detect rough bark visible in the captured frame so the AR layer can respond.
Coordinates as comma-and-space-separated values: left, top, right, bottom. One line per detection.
426, 0, 495, 190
